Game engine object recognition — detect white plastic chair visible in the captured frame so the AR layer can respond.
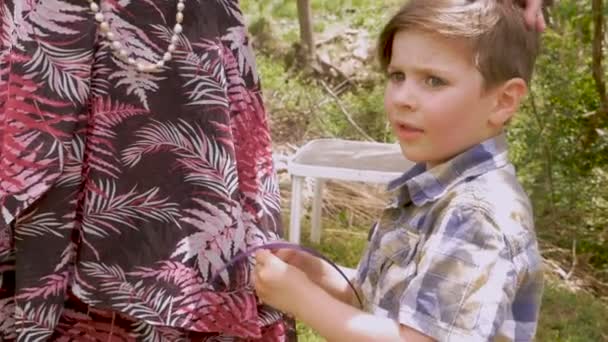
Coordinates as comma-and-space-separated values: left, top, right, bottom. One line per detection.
286, 139, 414, 244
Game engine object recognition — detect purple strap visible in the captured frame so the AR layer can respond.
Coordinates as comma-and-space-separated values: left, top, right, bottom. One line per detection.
211, 241, 363, 308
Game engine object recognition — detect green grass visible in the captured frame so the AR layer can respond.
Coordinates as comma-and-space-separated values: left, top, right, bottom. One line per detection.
287, 218, 608, 342
537, 285, 608, 341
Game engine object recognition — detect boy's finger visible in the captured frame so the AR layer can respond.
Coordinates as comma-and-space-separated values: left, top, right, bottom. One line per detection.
254, 249, 271, 265
273, 248, 294, 260
253, 264, 268, 289
255, 250, 287, 274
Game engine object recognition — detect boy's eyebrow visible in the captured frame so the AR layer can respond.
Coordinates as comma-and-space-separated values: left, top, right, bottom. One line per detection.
388, 63, 452, 76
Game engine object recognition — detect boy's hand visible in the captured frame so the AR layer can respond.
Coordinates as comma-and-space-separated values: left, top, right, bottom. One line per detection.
272, 248, 326, 283
271, 248, 358, 306
254, 249, 313, 314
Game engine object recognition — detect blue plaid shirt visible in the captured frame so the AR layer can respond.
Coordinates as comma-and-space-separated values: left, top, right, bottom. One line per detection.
354, 134, 543, 341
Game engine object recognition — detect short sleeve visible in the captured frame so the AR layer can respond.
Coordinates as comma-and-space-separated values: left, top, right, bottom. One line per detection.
385, 206, 518, 341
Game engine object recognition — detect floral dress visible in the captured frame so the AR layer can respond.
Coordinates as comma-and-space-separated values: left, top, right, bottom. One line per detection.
0, 0, 291, 340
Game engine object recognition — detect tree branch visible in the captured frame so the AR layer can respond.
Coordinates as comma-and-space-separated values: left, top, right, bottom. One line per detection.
319, 80, 374, 141
591, 0, 607, 116
297, 0, 315, 64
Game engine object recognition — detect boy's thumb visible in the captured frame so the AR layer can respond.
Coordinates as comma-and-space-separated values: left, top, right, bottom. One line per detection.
273, 248, 293, 260
255, 249, 271, 264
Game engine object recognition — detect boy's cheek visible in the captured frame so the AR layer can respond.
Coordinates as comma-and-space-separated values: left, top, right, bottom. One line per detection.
384, 85, 401, 110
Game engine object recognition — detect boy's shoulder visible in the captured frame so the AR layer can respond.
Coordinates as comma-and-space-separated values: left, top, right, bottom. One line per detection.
390, 134, 535, 240
445, 163, 534, 236
407, 135, 535, 246
417, 165, 538, 271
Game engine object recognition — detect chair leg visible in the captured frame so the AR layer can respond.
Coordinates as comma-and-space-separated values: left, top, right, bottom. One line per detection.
289, 176, 304, 244
311, 178, 325, 244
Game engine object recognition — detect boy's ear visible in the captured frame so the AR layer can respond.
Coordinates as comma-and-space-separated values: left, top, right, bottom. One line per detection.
489, 78, 528, 126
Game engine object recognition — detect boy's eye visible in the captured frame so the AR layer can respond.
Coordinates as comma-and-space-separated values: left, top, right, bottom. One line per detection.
388, 71, 405, 82
425, 76, 446, 87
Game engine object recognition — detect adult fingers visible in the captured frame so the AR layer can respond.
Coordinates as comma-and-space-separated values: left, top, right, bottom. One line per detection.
523, 0, 544, 31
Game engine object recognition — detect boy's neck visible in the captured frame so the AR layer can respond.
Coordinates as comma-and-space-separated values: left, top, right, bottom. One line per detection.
424, 130, 505, 170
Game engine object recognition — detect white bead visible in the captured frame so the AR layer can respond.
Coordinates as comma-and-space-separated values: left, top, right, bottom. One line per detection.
93, 0, 188, 73
144, 64, 157, 72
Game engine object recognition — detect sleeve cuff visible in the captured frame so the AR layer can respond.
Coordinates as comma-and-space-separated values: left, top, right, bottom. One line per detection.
395, 306, 482, 342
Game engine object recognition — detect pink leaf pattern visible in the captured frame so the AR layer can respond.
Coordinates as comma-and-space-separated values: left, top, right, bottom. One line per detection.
0, 1, 288, 340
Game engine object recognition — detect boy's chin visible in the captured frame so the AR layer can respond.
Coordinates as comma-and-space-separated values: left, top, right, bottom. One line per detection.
398, 144, 449, 168
397, 144, 426, 164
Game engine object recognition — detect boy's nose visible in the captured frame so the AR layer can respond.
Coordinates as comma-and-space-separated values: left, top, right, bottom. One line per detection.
391, 83, 417, 110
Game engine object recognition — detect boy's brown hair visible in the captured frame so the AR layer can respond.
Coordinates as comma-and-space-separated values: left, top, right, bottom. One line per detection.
378, 0, 542, 88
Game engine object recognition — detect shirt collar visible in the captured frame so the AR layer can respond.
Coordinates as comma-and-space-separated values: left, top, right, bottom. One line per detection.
387, 134, 510, 207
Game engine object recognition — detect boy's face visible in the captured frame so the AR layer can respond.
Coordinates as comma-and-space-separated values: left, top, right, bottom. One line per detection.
385, 30, 503, 168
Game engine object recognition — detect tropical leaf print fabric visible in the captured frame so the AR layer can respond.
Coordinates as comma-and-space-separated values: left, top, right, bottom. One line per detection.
0, 0, 289, 340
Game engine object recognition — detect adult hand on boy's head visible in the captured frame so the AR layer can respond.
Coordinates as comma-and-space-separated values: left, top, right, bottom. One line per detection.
523, 0, 546, 31
254, 249, 310, 315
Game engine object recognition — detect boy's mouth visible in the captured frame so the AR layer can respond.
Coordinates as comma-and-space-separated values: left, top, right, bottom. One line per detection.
394, 122, 424, 141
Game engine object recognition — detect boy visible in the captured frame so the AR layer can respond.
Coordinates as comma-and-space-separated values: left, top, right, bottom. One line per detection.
254, 0, 544, 341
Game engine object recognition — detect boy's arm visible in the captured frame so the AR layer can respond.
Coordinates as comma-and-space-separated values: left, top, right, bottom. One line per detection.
289, 252, 358, 306
254, 250, 434, 341
294, 281, 435, 342
318, 264, 358, 306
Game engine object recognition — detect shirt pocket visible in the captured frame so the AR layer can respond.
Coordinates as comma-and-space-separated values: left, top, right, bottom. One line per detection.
375, 226, 421, 302
379, 226, 421, 266
414, 249, 483, 332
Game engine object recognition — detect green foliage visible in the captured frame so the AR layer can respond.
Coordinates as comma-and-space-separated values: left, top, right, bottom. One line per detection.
241, 0, 403, 38
509, 0, 608, 274
255, 54, 344, 142
537, 285, 608, 341
337, 85, 394, 142
255, 51, 391, 143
